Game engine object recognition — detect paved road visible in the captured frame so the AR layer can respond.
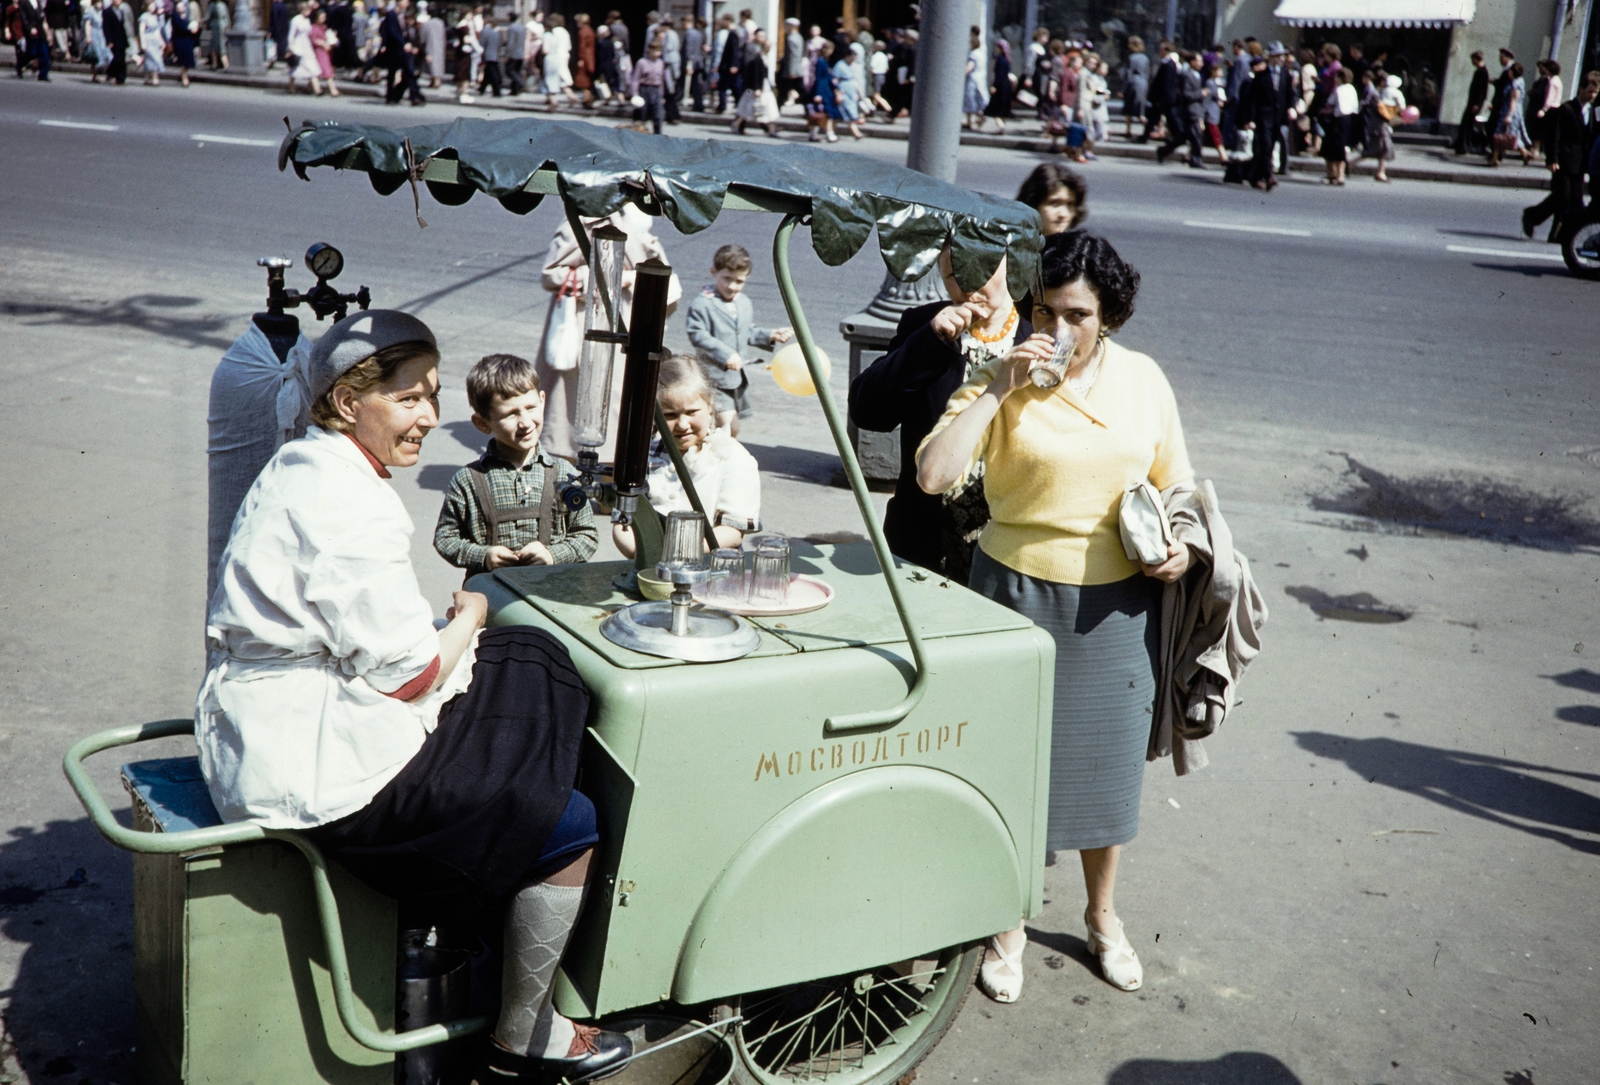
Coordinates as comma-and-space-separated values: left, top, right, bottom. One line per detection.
2, 76, 1597, 1085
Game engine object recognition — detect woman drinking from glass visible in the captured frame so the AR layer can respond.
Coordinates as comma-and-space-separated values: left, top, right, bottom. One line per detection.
917, 231, 1193, 1004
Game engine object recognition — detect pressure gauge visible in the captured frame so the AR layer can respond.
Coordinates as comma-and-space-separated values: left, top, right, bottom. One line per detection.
304, 242, 344, 281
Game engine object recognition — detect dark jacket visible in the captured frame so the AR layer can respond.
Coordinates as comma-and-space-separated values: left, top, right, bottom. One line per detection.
1464, 65, 1489, 111
1236, 66, 1276, 124
100, 0, 127, 47
847, 300, 1030, 573
1149, 53, 1179, 108
1177, 64, 1204, 117
269, 0, 288, 46
379, 8, 407, 58
1272, 62, 1298, 124
1546, 97, 1597, 175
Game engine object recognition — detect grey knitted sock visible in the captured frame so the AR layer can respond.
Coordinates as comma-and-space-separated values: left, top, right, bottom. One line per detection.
493, 881, 586, 1056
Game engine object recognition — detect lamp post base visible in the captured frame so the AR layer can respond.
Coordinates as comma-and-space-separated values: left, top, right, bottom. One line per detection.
225, 30, 265, 74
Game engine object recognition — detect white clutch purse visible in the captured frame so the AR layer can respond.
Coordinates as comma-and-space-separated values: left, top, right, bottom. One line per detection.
1119, 480, 1172, 566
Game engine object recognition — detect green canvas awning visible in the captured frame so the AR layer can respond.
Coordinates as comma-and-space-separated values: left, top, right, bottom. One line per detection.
281, 117, 1042, 297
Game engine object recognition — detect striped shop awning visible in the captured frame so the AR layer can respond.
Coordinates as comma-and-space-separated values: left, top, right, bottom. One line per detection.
1273, 0, 1476, 28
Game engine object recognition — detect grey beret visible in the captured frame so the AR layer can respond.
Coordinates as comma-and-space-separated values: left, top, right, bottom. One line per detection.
308, 309, 438, 400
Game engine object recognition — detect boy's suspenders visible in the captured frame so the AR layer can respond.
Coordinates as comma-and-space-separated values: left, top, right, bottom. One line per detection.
467, 461, 557, 549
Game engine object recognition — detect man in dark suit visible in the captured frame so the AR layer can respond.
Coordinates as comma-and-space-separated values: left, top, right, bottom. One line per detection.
382, 0, 425, 105
1139, 39, 1178, 142
1157, 51, 1206, 168
848, 255, 1031, 584
1236, 52, 1279, 189
268, 0, 289, 69
1269, 41, 1299, 175
1454, 51, 1490, 154
1523, 73, 1599, 241
99, 0, 128, 82
18, 0, 49, 80
1488, 48, 1515, 129
716, 11, 746, 111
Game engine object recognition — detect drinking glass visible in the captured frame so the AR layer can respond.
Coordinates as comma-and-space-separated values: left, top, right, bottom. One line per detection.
661, 510, 707, 572
706, 548, 745, 604
750, 537, 792, 606
1029, 329, 1076, 389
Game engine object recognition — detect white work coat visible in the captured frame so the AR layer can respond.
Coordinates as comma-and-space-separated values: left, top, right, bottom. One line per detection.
197, 426, 472, 828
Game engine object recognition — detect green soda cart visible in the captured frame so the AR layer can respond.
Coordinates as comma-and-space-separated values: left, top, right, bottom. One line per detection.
64, 120, 1053, 1085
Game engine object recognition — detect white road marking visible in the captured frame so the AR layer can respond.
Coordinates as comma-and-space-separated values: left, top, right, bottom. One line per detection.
1183, 220, 1313, 237
191, 134, 278, 147
39, 119, 120, 131
1445, 244, 1565, 263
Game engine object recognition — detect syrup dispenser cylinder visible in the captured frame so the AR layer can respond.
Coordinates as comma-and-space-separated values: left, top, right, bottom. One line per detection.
572, 224, 629, 452
612, 257, 673, 502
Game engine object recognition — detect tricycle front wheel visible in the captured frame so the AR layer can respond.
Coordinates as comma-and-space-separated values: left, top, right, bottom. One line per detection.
1561, 212, 1600, 280
722, 941, 982, 1085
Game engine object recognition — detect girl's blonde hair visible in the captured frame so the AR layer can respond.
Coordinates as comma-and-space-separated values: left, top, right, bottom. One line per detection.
656, 354, 716, 409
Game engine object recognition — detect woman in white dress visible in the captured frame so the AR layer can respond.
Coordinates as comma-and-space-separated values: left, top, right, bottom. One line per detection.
541, 12, 578, 108
137, 0, 166, 85
732, 31, 781, 137
962, 27, 989, 129
284, 1, 321, 94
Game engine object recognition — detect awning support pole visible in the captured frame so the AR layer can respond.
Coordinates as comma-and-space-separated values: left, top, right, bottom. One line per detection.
772, 214, 929, 734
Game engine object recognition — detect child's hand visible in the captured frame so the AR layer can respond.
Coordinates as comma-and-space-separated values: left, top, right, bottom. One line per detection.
771, 327, 794, 343
483, 545, 520, 571
517, 541, 554, 566
725, 353, 744, 371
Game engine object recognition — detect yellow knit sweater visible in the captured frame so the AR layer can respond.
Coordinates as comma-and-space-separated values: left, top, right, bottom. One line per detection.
918, 339, 1193, 586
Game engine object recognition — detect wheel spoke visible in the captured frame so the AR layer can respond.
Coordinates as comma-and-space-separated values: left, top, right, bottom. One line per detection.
736, 945, 969, 1084
749, 987, 846, 1049
808, 995, 851, 1076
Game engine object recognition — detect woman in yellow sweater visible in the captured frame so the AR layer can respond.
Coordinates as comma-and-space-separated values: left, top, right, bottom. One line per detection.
918, 231, 1193, 1005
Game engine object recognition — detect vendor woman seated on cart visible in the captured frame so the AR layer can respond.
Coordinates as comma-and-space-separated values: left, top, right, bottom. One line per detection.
195, 310, 632, 1083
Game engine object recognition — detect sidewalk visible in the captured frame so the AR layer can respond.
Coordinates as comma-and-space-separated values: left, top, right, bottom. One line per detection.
50, 61, 1555, 191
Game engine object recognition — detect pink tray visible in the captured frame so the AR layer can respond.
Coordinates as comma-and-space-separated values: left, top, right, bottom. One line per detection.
690, 573, 834, 616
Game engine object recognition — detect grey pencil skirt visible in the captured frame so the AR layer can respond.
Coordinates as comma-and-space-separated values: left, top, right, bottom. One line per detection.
969, 548, 1160, 852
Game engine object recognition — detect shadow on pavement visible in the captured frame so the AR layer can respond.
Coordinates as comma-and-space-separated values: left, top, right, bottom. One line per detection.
1024, 928, 1100, 979
1311, 454, 1600, 551
392, 253, 540, 315
1543, 669, 1600, 695
1292, 733, 1600, 854
1106, 1051, 1302, 1084
1462, 262, 1569, 278
742, 441, 843, 485
3, 293, 236, 352
0, 817, 135, 1085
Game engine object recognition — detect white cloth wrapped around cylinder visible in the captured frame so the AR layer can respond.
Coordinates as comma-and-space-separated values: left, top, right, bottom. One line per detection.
206, 323, 312, 602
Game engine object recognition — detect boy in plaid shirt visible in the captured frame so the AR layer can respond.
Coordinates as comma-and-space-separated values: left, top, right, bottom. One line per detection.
434, 353, 598, 576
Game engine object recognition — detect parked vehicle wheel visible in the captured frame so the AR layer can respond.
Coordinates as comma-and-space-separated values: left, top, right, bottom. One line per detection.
721, 941, 981, 1085
1561, 212, 1600, 280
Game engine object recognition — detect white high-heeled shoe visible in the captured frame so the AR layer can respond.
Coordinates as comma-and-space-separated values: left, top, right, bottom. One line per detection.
1085, 910, 1143, 991
978, 932, 1024, 1003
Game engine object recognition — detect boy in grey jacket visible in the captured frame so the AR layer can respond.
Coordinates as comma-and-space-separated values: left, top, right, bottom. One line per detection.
684, 244, 793, 435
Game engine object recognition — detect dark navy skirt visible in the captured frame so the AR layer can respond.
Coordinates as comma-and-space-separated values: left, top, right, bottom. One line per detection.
969, 549, 1160, 852
308, 627, 595, 926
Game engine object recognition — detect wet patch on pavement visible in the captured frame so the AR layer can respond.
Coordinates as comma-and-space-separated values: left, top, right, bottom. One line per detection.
1313, 455, 1600, 552
1284, 586, 1411, 624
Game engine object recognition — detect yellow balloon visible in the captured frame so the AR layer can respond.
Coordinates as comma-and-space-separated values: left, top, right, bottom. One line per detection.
768, 341, 831, 397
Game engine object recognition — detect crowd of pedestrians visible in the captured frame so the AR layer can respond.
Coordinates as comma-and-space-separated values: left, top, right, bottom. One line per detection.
5, 0, 222, 84
10, 0, 1593, 225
